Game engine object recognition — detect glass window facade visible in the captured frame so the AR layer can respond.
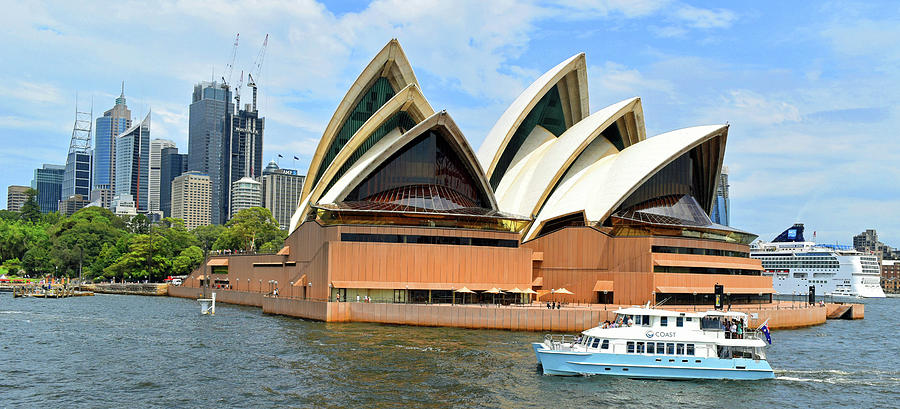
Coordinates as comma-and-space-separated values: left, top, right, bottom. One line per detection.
323, 111, 417, 195
313, 77, 396, 188
490, 85, 568, 189
341, 233, 518, 248
344, 130, 490, 210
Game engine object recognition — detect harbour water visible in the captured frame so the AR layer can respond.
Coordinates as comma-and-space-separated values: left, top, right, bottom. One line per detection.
2, 295, 898, 408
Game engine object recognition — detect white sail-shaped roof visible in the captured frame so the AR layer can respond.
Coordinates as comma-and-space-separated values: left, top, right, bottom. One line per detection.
524, 125, 728, 241
301, 39, 420, 200
477, 53, 589, 183
494, 97, 645, 218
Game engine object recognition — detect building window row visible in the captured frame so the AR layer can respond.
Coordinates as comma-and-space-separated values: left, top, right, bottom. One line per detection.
340, 233, 518, 248
651, 245, 748, 258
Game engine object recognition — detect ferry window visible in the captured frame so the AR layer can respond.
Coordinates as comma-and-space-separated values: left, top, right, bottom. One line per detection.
676, 317, 684, 327
686, 317, 692, 322
647, 342, 655, 354
591, 338, 600, 349
660, 317, 668, 326
666, 343, 675, 355
627, 342, 635, 353
657, 342, 666, 354
642, 315, 651, 326
601, 340, 609, 350
676, 343, 685, 355
636, 342, 645, 353
686, 344, 695, 355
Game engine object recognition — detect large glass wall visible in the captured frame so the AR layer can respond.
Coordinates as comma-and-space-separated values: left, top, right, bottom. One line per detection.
490, 85, 568, 189
313, 77, 396, 188
344, 130, 490, 210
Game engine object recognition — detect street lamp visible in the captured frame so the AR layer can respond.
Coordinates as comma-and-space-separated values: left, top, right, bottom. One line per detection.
290, 281, 294, 299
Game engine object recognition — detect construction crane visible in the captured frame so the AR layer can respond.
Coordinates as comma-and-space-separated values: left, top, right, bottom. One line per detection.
247, 34, 268, 112
234, 70, 244, 109
223, 33, 239, 86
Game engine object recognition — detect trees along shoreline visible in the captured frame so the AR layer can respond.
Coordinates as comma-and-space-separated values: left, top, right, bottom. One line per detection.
0, 197, 286, 282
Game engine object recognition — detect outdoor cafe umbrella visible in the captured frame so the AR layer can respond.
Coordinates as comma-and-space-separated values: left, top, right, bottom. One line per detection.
454, 287, 475, 304
484, 287, 503, 304
522, 288, 538, 302
552, 288, 574, 295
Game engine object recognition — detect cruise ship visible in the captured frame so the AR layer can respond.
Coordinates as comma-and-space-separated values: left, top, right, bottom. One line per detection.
750, 224, 885, 298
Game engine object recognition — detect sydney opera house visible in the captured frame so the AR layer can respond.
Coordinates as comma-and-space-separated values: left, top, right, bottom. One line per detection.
184, 40, 773, 313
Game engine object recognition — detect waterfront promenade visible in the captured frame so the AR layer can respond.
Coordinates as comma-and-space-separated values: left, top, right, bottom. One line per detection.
168, 286, 856, 331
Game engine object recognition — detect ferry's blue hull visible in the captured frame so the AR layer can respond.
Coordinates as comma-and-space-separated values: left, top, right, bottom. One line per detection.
532, 343, 774, 380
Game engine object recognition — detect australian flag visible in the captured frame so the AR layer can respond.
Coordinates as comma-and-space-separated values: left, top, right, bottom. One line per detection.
760, 323, 772, 345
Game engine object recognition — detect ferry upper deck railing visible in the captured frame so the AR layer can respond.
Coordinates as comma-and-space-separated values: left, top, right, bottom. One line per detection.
543, 334, 579, 351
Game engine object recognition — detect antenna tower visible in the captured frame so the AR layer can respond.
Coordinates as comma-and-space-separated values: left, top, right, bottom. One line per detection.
69, 95, 92, 154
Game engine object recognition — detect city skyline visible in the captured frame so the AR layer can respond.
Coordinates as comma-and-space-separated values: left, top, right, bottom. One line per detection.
2, 1, 900, 243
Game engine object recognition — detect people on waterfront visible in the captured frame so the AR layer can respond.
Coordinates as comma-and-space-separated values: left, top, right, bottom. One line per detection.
357, 295, 361, 302
546, 302, 552, 309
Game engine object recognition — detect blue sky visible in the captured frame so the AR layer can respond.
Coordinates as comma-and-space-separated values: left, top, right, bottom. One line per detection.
1, 0, 899, 245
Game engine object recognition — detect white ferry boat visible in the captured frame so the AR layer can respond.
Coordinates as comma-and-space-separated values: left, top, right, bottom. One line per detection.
532, 306, 774, 380
751, 224, 885, 298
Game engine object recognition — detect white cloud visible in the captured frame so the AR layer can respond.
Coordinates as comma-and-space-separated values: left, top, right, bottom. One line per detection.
674, 5, 737, 29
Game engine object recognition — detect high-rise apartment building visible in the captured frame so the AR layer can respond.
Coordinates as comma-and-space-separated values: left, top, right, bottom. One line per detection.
94, 85, 132, 192
172, 171, 211, 230
149, 138, 176, 214
188, 81, 232, 225
7, 185, 30, 211
159, 147, 187, 217
58, 194, 90, 216
110, 194, 137, 216
230, 176, 261, 216
227, 104, 265, 218
32, 164, 65, 213
89, 185, 113, 209
710, 166, 730, 226
261, 161, 304, 230
115, 113, 150, 212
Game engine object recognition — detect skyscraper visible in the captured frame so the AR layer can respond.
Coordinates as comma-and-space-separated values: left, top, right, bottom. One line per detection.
159, 146, 187, 217
230, 176, 261, 216
94, 84, 132, 192
32, 164, 65, 213
710, 166, 730, 226
63, 101, 93, 200
7, 185, 29, 211
261, 161, 304, 230
188, 81, 232, 225
149, 138, 176, 214
115, 112, 150, 212
226, 103, 264, 219
172, 171, 211, 230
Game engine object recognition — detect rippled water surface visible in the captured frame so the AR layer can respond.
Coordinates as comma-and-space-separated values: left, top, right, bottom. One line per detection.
2, 295, 899, 408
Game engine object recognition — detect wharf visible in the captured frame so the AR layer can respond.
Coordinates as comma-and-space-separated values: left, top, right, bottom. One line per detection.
12, 286, 94, 298
79, 283, 168, 296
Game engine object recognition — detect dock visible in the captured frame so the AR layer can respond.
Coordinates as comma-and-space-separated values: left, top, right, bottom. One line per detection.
12, 286, 94, 298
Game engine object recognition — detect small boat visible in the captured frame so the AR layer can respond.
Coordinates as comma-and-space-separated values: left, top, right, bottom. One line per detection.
532, 306, 774, 380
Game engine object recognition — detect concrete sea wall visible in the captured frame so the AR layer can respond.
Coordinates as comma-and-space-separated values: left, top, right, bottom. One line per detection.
82, 283, 168, 296
168, 288, 854, 331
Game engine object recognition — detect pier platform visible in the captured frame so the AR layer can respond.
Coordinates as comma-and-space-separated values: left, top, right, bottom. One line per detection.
168, 286, 858, 331
80, 283, 168, 296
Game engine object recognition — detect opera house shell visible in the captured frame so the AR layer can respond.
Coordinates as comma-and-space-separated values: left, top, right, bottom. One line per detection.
186, 39, 773, 310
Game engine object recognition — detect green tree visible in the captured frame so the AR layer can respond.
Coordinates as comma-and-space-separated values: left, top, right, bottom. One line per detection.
18, 188, 41, 223
103, 234, 173, 282
172, 246, 204, 276
22, 245, 53, 277
155, 218, 200, 254
49, 206, 126, 277
192, 224, 226, 254
0, 210, 19, 221
213, 207, 286, 252
126, 214, 150, 234
1, 258, 23, 275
